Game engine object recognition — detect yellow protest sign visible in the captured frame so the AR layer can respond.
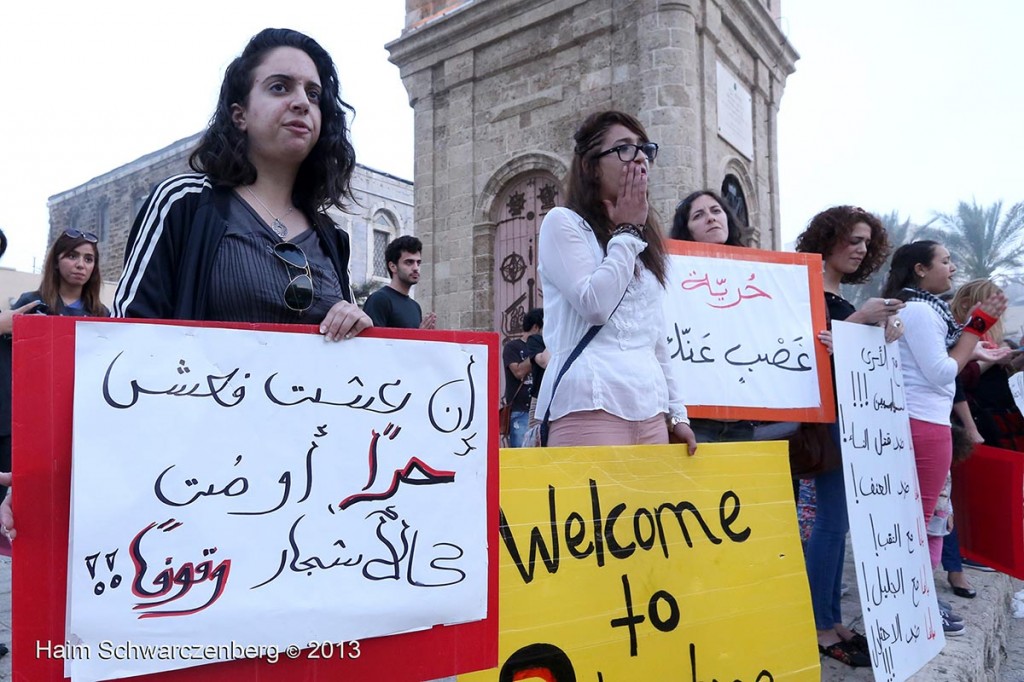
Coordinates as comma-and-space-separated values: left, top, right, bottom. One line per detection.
462, 441, 819, 681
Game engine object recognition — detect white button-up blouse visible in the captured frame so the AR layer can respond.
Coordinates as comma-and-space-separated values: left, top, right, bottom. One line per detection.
534, 207, 688, 424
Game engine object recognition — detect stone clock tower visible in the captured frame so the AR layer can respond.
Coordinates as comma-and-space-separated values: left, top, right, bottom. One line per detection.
388, 0, 798, 340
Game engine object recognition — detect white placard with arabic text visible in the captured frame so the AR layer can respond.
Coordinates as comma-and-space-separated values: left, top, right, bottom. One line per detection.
1008, 371, 1024, 417
833, 321, 944, 682
663, 252, 821, 410
67, 322, 489, 682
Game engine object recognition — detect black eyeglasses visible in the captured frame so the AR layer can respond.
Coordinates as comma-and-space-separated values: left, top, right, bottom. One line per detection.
595, 142, 659, 163
63, 229, 99, 243
272, 242, 314, 312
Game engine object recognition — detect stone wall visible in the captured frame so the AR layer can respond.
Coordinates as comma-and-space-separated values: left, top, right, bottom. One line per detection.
389, 0, 798, 332
46, 135, 413, 293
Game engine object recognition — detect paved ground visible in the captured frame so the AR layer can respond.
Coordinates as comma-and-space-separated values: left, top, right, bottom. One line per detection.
1001, 578, 1024, 682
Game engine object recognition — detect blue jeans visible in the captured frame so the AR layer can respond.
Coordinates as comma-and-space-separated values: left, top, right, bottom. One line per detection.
508, 410, 529, 448
942, 525, 963, 573
804, 425, 849, 630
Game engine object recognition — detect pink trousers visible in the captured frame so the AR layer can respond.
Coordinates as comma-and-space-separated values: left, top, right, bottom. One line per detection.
910, 418, 953, 568
547, 410, 668, 447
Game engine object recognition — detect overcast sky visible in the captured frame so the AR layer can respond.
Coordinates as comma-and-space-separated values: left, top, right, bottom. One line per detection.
2, 1, 1020, 274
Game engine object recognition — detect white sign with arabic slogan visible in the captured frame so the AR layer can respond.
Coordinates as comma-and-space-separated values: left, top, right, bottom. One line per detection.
66, 322, 489, 682
833, 321, 944, 682
663, 251, 821, 410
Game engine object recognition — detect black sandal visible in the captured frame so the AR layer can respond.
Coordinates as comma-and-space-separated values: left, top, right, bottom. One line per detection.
819, 639, 871, 667
841, 631, 870, 654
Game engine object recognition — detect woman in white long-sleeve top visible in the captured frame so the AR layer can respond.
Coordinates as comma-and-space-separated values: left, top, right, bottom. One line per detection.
881, 241, 1008, 624
535, 111, 696, 452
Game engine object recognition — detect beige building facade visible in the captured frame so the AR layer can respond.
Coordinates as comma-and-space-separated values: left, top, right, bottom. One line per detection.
388, 0, 797, 340
46, 134, 414, 299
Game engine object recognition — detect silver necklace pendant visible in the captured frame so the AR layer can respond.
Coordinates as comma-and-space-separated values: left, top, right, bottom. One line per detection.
271, 218, 288, 238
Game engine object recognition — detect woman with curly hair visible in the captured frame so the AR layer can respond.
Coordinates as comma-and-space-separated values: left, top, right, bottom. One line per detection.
795, 206, 904, 667
113, 28, 370, 340
535, 110, 696, 451
669, 189, 746, 246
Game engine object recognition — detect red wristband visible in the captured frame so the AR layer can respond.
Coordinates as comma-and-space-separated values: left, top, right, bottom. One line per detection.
964, 309, 998, 337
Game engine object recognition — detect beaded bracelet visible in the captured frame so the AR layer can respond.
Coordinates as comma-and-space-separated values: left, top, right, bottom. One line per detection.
611, 223, 645, 240
963, 309, 998, 337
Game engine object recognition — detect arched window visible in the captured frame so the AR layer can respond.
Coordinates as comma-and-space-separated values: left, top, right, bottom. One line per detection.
97, 201, 110, 242
721, 175, 749, 229
370, 211, 397, 280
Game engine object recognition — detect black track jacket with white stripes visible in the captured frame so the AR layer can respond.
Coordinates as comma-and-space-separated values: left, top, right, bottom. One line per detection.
113, 173, 353, 320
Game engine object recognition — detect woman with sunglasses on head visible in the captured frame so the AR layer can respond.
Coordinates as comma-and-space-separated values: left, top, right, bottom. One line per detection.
0, 228, 110, 536
9, 229, 109, 320
113, 28, 370, 341
535, 110, 696, 452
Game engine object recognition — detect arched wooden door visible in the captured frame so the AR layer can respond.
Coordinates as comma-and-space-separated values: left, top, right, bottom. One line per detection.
493, 174, 560, 345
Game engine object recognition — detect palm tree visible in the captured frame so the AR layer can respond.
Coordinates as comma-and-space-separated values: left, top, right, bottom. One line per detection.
917, 200, 1024, 286
842, 211, 918, 307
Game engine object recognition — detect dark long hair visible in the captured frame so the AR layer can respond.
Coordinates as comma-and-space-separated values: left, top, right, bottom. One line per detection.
881, 241, 941, 298
670, 190, 745, 246
189, 28, 357, 215
565, 111, 667, 286
795, 205, 890, 284
39, 233, 105, 316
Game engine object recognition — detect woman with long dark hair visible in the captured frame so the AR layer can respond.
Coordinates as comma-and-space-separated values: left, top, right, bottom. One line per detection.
0, 229, 110, 528
535, 110, 696, 451
113, 28, 370, 340
882, 243, 1008, 635
669, 189, 745, 247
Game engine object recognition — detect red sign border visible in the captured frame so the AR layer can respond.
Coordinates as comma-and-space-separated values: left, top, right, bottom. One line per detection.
664, 240, 835, 422
12, 316, 499, 681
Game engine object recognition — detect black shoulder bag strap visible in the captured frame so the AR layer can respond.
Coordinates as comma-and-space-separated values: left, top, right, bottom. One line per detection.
539, 324, 603, 447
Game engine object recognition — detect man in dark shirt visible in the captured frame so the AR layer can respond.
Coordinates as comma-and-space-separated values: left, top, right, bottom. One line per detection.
363, 235, 436, 329
523, 308, 547, 400
502, 330, 532, 448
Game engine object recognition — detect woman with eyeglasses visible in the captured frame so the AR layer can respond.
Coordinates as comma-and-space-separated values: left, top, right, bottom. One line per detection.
534, 110, 696, 451
113, 28, 371, 341
0, 228, 109, 525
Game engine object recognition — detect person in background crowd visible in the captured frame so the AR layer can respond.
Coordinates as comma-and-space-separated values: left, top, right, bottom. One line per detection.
502, 323, 533, 448
524, 307, 548, 406
945, 279, 1024, 582
669, 189, 746, 247
670, 189, 806, 444
950, 279, 1024, 449
882, 242, 1010, 636
113, 28, 371, 342
0, 229, 109, 498
363, 235, 436, 329
536, 110, 695, 452
796, 205, 903, 667
522, 308, 548, 447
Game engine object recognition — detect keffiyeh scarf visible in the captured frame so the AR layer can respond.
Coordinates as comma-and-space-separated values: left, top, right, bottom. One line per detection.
903, 288, 962, 348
